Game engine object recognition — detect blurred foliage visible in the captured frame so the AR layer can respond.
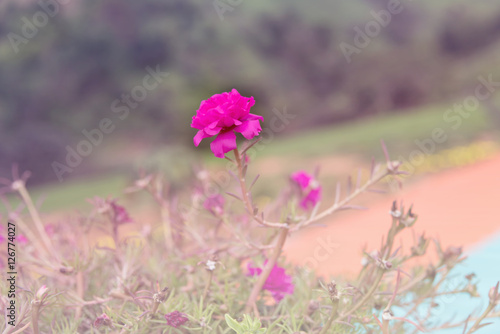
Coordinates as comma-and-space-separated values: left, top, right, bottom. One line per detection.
1, 0, 500, 184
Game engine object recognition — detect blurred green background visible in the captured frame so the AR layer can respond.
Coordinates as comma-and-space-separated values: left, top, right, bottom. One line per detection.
1, 0, 500, 199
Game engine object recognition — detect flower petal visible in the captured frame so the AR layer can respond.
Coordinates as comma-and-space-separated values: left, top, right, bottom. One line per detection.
247, 263, 263, 276
210, 131, 237, 158
193, 130, 210, 147
234, 119, 262, 140
300, 187, 322, 210
291, 171, 312, 190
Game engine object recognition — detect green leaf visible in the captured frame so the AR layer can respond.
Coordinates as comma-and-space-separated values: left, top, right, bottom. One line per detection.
225, 314, 243, 333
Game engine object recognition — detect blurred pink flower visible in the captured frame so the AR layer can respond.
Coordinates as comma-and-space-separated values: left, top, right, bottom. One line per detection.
301, 187, 322, 210
89, 197, 132, 225
191, 89, 263, 158
44, 224, 55, 237
290, 171, 313, 190
247, 262, 294, 302
290, 170, 322, 210
0, 225, 27, 244
93, 313, 112, 329
203, 194, 225, 216
165, 311, 188, 328
17, 234, 28, 244
109, 200, 132, 225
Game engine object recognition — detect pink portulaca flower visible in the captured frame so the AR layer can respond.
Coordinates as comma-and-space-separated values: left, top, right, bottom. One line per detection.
247, 262, 294, 302
203, 193, 225, 216
191, 89, 263, 158
165, 311, 189, 328
291, 170, 322, 210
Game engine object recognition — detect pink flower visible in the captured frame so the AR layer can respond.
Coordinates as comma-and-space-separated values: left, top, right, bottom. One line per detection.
94, 313, 112, 328
17, 234, 28, 244
165, 311, 189, 328
191, 89, 263, 158
247, 262, 294, 302
301, 187, 322, 210
291, 171, 313, 190
89, 197, 132, 225
45, 224, 55, 237
290, 170, 322, 210
109, 201, 132, 225
203, 194, 225, 216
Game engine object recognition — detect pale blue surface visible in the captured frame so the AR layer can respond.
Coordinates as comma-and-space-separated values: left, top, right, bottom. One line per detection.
430, 231, 500, 333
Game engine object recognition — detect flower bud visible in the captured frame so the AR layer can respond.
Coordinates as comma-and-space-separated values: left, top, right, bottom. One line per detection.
400, 207, 417, 227
35, 285, 49, 300
489, 282, 500, 305
327, 280, 340, 301
389, 200, 402, 218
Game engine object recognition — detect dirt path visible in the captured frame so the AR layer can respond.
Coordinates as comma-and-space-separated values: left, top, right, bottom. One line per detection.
284, 153, 500, 278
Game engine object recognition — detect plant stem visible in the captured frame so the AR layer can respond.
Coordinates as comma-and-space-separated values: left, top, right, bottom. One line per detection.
202, 270, 213, 301
384, 217, 399, 257
31, 301, 41, 334
466, 302, 496, 333
75, 271, 85, 320
293, 166, 393, 232
245, 227, 288, 314
233, 148, 253, 216
232, 148, 291, 313
335, 269, 385, 323
382, 319, 390, 334
16, 183, 57, 261
160, 203, 175, 251
233, 149, 287, 229
319, 300, 339, 334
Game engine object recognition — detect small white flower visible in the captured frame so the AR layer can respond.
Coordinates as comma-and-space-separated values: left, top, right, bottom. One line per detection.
206, 260, 217, 271
389, 210, 402, 218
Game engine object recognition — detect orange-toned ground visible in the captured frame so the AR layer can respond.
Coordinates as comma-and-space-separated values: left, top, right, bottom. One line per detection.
284, 153, 500, 278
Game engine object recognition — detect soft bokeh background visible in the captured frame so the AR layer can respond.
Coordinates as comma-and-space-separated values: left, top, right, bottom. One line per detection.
1, 0, 500, 331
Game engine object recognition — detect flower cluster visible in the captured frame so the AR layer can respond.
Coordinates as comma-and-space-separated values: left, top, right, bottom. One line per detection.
191, 89, 263, 158
290, 170, 322, 210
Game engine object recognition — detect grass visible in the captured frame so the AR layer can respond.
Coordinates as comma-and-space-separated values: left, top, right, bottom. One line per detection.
257, 103, 491, 159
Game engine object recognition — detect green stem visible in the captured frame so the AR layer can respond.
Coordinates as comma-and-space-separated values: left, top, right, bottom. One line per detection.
233, 148, 253, 216
335, 269, 385, 323
319, 300, 339, 334
202, 270, 214, 301
466, 303, 496, 333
